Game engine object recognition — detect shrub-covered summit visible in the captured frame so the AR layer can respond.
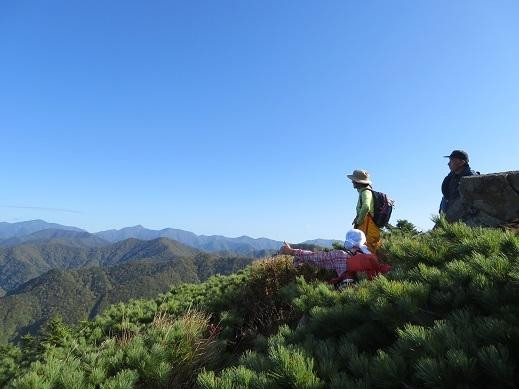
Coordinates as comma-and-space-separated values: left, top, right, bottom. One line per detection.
1, 219, 519, 388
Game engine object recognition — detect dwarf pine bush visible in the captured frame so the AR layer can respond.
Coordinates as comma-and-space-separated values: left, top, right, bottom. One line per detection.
5, 311, 223, 388
0, 345, 22, 386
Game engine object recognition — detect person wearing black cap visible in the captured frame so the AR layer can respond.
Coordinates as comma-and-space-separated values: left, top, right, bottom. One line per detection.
440, 150, 477, 214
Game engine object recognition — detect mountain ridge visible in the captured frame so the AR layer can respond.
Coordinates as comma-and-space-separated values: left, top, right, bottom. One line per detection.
0, 220, 339, 253
0, 236, 202, 294
0, 220, 84, 240
0, 228, 109, 248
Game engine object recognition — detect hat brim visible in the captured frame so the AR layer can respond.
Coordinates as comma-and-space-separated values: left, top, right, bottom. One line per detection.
347, 174, 371, 184
444, 155, 468, 161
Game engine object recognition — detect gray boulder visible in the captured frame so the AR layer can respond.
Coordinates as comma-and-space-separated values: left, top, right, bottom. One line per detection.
445, 171, 519, 227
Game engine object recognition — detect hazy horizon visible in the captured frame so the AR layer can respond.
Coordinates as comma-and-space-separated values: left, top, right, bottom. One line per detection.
0, 218, 342, 242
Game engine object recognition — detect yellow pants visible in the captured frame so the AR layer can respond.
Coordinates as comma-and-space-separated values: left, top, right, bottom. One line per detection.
356, 214, 381, 253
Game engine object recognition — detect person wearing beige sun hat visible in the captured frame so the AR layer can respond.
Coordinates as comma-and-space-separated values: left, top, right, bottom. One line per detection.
346, 169, 381, 253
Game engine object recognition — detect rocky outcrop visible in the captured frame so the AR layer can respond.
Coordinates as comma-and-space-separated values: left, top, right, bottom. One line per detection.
445, 171, 519, 227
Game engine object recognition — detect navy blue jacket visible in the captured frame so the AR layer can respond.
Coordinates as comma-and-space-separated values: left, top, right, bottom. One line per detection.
440, 165, 477, 212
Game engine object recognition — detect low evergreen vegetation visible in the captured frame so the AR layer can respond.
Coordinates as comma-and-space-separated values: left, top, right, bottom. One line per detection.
1, 219, 518, 388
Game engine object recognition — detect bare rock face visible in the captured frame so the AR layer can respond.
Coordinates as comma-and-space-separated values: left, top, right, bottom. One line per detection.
445, 171, 519, 227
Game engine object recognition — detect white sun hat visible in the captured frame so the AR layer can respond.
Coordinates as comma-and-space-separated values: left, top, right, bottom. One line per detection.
344, 229, 371, 254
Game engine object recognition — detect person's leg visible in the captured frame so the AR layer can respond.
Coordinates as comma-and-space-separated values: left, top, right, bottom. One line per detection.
357, 215, 381, 253
365, 215, 381, 253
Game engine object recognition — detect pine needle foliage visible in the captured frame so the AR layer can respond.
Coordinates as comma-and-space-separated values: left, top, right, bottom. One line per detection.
2, 219, 519, 388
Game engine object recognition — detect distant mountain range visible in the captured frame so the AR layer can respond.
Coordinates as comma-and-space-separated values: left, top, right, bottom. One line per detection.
94, 225, 283, 253
0, 220, 340, 253
0, 220, 83, 240
0, 228, 109, 248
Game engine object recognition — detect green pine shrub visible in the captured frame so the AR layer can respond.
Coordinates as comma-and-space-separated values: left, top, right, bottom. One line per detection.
0, 345, 22, 386
5, 310, 223, 388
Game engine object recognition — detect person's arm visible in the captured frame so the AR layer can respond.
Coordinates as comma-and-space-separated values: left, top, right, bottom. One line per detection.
439, 197, 447, 213
356, 190, 373, 225
292, 249, 314, 256
294, 249, 348, 259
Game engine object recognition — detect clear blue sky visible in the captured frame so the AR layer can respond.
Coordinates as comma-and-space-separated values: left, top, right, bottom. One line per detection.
1, 1, 518, 242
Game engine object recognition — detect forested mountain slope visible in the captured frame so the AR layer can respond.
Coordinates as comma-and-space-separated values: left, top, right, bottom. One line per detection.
0, 252, 255, 344
0, 237, 200, 293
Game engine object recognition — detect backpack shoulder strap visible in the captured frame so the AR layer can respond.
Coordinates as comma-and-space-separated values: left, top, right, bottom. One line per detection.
359, 187, 374, 208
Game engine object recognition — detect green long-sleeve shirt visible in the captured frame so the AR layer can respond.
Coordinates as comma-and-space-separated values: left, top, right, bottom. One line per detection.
356, 188, 374, 225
